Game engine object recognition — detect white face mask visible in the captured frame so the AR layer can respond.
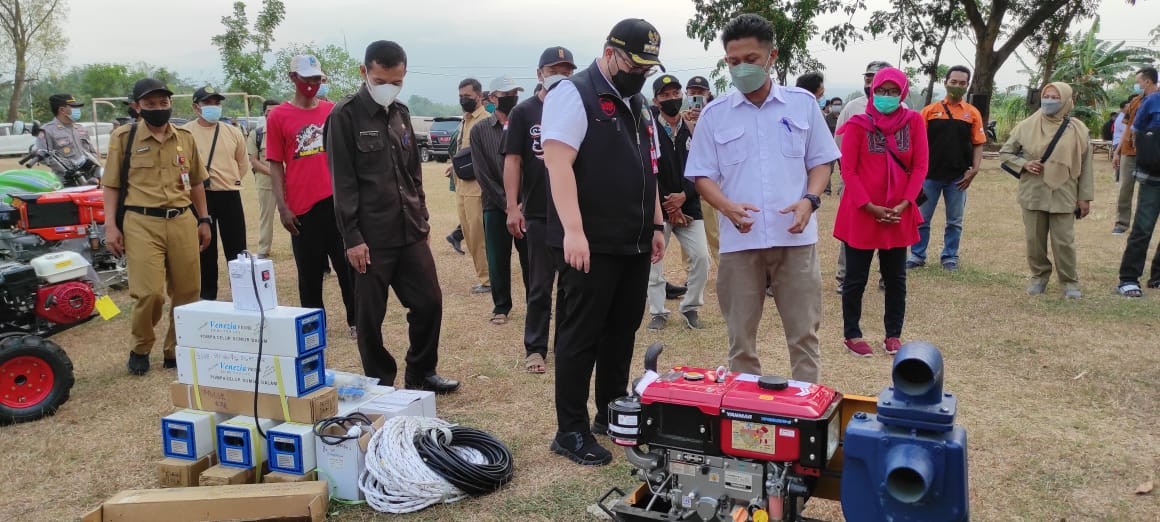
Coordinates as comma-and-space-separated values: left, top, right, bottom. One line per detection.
542, 74, 568, 91
366, 75, 402, 108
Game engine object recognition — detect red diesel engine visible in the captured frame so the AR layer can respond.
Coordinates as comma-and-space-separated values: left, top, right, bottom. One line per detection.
607, 344, 841, 522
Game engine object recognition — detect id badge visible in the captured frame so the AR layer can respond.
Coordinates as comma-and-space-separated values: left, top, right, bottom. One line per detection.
181, 172, 191, 192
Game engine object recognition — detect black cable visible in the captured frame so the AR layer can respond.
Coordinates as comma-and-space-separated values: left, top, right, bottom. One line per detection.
313, 413, 375, 445
413, 426, 514, 495
247, 250, 268, 440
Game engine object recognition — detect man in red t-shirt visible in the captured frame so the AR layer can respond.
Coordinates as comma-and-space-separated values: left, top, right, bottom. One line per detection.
266, 54, 356, 336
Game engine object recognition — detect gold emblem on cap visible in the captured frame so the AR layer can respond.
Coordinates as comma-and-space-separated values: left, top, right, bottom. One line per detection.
558, 48, 565, 59
648, 30, 659, 45
205, 87, 215, 94
662, 77, 671, 84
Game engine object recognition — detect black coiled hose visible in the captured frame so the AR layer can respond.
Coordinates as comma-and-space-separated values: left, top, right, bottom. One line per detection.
413, 426, 514, 495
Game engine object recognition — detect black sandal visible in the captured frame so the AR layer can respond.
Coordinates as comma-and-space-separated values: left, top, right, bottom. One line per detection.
1117, 282, 1143, 298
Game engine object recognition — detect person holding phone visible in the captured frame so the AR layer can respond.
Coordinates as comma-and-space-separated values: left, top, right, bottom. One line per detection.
683, 75, 720, 265
833, 67, 928, 357
1000, 82, 1093, 299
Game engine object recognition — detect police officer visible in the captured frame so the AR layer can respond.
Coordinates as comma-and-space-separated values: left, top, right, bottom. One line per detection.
541, 18, 666, 465
103, 78, 212, 375
35, 94, 98, 173
326, 41, 459, 394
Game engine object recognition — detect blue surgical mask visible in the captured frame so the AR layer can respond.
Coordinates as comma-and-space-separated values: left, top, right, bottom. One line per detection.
818, 98, 827, 108
201, 105, 222, 123
69, 108, 81, 121
318, 83, 330, 98
729, 55, 771, 94
873, 95, 901, 114
1134, 83, 1144, 94
485, 102, 496, 114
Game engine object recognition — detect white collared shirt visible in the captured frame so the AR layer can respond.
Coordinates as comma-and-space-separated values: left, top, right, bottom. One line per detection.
685, 83, 841, 253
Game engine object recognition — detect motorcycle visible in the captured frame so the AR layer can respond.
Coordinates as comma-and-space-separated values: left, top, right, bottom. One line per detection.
985, 120, 998, 143
19, 148, 103, 187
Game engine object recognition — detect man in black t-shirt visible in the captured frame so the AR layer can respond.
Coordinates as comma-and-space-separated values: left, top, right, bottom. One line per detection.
502, 46, 577, 374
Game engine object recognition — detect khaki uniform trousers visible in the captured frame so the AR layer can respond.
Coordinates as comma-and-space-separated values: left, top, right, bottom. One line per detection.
254, 172, 276, 256
456, 178, 489, 286
1021, 208, 1079, 288
125, 211, 201, 357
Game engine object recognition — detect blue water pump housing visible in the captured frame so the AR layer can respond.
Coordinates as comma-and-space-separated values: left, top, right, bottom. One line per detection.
841, 341, 969, 521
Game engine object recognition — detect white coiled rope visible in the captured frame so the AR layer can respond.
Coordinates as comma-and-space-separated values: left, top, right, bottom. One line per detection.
359, 416, 486, 514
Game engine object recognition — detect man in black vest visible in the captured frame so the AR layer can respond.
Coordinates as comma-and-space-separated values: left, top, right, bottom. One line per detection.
541, 18, 667, 466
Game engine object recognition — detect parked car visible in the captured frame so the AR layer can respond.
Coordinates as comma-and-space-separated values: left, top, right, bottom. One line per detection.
428, 117, 462, 163
0, 122, 37, 157
411, 116, 434, 162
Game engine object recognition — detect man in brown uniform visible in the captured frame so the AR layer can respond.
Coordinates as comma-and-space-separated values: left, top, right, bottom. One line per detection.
103, 78, 212, 375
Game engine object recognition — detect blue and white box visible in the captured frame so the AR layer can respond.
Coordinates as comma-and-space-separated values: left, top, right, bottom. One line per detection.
162, 409, 229, 460
216, 416, 278, 469
175, 346, 326, 398
174, 300, 326, 357
266, 422, 317, 475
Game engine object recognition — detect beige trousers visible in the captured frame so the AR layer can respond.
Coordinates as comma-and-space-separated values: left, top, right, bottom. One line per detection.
1022, 208, 1079, 287
456, 179, 489, 285
125, 211, 201, 358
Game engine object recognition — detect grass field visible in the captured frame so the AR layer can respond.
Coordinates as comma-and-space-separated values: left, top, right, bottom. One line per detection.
0, 155, 1156, 521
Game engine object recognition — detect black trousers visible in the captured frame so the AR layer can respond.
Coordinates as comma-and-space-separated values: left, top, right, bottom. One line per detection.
289, 197, 356, 327
842, 245, 907, 339
200, 190, 247, 300
1118, 181, 1160, 287
354, 240, 442, 386
483, 209, 529, 315
524, 219, 555, 358
553, 249, 650, 434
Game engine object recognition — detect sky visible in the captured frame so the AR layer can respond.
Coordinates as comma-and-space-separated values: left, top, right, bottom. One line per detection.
60, 0, 1159, 105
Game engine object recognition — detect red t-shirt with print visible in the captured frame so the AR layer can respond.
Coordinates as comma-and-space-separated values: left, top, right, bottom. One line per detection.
265, 100, 335, 216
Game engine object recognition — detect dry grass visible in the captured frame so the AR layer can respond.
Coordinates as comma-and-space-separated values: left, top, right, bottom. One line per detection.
0, 156, 1157, 521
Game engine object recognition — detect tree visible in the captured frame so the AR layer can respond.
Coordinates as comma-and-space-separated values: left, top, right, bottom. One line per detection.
1052, 17, 1155, 110
211, 0, 285, 96
0, 0, 68, 122
406, 95, 461, 118
1022, 0, 1099, 86
866, 0, 964, 106
270, 42, 361, 100
686, 0, 865, 86
962, 0, 1074, 122
24, 62, 197, 122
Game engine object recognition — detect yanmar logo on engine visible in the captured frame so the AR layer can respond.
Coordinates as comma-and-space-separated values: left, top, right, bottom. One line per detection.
721, 409, 793, 426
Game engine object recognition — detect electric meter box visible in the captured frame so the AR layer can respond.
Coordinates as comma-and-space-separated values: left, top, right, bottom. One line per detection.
174, 300, 326, 357
228, 254, 277, 311
216, 416, 278, 469
266, 422, 317, 475
161, 409, 230, 460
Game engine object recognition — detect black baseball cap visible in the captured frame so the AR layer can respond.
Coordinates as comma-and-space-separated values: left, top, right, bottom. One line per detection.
49, 94, 84, 108
132, 78, 174, 101
606, 18, 663, 69
192, 85, 226, 103
686, 76, 711, 91
539, 46, 576, 69
652, 74, 682, 96
865, 61, 893, 75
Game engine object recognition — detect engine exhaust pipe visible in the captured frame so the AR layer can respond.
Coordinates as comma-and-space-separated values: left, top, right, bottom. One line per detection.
623, 446, 661, 471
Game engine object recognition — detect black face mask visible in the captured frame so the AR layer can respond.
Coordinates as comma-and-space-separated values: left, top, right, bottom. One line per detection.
140, 108, 171, 127
460, 97, 478, 113
659, 98, 682, 117
497, 95, 518, 114
611, 69, 648, 97
864, 86, 872, 97
128, 106, 139, 119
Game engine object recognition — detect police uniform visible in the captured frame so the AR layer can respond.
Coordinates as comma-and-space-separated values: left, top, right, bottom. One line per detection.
103, 81, 208, 364
35, 94, 97, 167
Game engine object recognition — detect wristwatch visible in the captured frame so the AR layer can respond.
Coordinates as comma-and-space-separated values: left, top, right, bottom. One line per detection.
803, 194, 822, 212
198, 216, 214, 226
653, 223, 665, 232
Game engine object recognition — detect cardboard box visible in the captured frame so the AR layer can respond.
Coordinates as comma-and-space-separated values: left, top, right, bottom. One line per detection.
357, 389, 437, 419
176, 346, 325, 398
267, 422, 317, 475
169, 382, 338, 424
83, 481, 327, 522
336, 384, 396, 415
174, 300, 325, 357
156, 455, 215, 488
228, 255, 277, 311
161, 409, 230, 460
217, 416, 278, 469
263, 469, 318, 483
198, 463, 260, 486
316, 414, 384, 501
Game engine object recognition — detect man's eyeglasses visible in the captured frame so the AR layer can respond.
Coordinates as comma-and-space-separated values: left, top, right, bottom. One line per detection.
615, 50, 656, 76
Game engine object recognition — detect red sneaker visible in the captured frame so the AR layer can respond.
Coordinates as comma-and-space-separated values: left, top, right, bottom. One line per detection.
884, 337, 902, 355
844, 339, 874, 357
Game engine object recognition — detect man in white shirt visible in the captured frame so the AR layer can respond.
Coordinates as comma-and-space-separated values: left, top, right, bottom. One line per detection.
686, 14, 840, 383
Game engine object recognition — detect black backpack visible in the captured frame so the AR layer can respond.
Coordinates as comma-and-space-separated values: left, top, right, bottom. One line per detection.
1136, 126, 1160, 175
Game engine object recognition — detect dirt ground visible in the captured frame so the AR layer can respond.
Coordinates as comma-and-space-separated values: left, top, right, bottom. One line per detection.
0, 156, 1156, 521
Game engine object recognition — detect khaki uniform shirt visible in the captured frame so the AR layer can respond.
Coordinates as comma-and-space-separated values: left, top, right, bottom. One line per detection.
1000, 130, 1095, 214
454, 106, 490, 198
35, 118, 97, 165
179, 120, 248, 191
104, 123, 208, 208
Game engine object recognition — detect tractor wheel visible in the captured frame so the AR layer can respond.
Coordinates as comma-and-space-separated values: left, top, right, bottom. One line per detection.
0, 335, 74, 425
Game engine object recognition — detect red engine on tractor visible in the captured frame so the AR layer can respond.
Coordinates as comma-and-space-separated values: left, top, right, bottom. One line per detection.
605, 344, 841, 522
10, 187, 106, 242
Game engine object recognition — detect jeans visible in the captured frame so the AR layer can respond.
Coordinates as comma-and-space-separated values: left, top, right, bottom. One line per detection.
842, 245, 907, 340
483, 209, 528, 315
1118, 181, 1160, 287
910, 178, 966, 265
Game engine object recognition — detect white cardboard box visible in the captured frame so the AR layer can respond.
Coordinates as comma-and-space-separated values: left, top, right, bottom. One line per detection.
315, 415, 383, 501
175, 346, 325, 398
216, 416, 278, 469
335, 384, 396, 416
161, 409, 230, 460
228, 255, 278, 311
174, 300, 326, 357
384, 389, 437, 417
267, 422, 317, 475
